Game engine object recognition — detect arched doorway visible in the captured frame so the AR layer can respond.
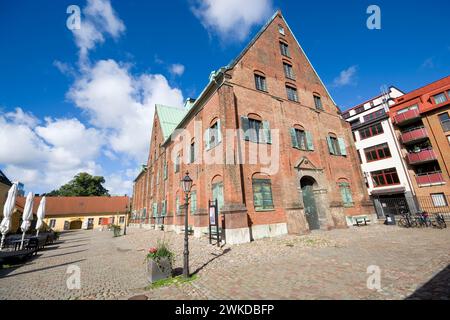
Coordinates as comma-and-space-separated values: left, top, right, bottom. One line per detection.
69, 220, 82, 230
300, 176, 320, 230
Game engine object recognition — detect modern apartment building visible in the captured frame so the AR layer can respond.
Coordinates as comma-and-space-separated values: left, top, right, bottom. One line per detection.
389, 76, 450, 210
343, 87, 419, 217
132, 11, 374, 244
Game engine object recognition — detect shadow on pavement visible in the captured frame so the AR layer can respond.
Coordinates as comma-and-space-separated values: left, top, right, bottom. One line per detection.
191, 248, 231, 276
406, 264, 450, 300
39, 249, 87, 259
0, 259, 86, 278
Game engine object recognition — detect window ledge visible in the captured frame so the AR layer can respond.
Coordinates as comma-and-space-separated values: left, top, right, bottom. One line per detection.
255, 208, 275, 212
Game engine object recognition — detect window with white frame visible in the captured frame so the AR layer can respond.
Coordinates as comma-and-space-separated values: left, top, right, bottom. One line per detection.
431, 193, 448, 207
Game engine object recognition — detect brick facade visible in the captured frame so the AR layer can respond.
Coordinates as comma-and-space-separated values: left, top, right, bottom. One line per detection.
389, 76, 450, 200
131, 11, 374, 244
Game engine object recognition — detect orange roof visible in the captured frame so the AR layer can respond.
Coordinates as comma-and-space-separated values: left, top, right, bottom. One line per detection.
15, 196, 130, 216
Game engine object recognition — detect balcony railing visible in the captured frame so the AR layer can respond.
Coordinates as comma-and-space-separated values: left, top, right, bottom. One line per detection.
394, 108, 421, 125
406, 149, 438, 165
401, 127, 428, 144
415, 171, 445, 186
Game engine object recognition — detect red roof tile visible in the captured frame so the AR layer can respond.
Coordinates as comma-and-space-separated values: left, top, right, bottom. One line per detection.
15, 196, 130, 216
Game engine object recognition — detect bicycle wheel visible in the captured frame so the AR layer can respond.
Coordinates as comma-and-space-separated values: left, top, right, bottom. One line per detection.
398, 218, 407, 228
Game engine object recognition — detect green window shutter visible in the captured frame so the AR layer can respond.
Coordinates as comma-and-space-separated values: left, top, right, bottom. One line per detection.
339, 183, 353, 207
241, 116, 250, 141
262, 121, 271, 144
161, 200, 166, 216
190, 192, 197, 215
305, 131, 314, 151
217, 119, 222, 144
290, 128, 299, 148
327, 137, 335, 155
338, 138, 347, 156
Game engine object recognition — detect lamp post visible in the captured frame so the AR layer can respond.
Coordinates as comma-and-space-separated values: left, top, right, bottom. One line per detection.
181, 171, 193, 278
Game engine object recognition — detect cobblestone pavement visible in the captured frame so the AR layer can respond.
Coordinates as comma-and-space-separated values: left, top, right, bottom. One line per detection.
0, 225, 449, 300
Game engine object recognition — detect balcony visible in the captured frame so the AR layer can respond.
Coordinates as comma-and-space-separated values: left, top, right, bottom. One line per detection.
400, 127, 428, 145
415, 171, 445, 186
406, 149, 438, 165
394, 108, 421, 126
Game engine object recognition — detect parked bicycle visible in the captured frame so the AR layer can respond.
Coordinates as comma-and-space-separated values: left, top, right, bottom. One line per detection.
414, 210, 432, 228
431, 213, 447, 229
398, 209, 417, 228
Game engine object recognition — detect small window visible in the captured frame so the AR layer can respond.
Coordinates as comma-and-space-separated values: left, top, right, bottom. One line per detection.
278, 24, 285, 35
313, 95, 323, 110
371, 168, 400, 187
363, 109, 386, 122
190, 142, 195, 163
438, 113, 450, 132
286, 85, 298, 102
176, 196, 181, 215
397, 104, 418, 115
241, 117, 271, 144
339, 182, 354, 207
190, 191, 197, 215
433, 93, 447, 105
98, 218, 102, 225
364, 143, 391, 162
280, 42, 290, 57
290, 128, 314, 151
283, 63, 295, 80
49, 219, 56, 228
119, 216, 125, 224
431, 193, 447, 207
359, 123, 384, 140
207, 120, 222, 149
327, 135, 347, 156
252, 179, 274, 211
254, 74, 267, 92
175, 154, 180, 173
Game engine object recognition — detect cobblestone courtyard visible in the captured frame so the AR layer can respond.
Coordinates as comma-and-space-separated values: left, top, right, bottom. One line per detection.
0, 225, 449, 300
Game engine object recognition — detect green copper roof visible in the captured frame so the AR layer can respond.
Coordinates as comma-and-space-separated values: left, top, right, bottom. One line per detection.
155, 104, 187, 140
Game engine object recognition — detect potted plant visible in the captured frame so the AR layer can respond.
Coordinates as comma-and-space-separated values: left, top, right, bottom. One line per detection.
145, 239, 174, 283
110, 224, 122, 237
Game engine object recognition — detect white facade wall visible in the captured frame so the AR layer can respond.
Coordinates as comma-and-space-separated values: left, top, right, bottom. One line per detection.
346, 87, 415, 197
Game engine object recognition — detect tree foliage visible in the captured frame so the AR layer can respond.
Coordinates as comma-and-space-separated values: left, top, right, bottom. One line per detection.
46, 172, 110, 197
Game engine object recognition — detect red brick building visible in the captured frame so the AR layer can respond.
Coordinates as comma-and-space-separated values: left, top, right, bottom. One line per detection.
132, 11, 374, 244
389, 76, 450, 208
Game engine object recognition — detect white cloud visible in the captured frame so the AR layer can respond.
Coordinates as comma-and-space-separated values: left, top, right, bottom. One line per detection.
169, 63, 185, 76
332, 65, 358, 87
68, 59, 184, 160
1, 0, 185, 196
53, 60, 77, 77
191, 0, 274, 41
0, 109, 104, 193
72, 0, 125, 63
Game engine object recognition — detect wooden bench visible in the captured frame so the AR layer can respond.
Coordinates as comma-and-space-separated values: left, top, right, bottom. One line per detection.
181, 225, 194, 235
353, 217, 371, 227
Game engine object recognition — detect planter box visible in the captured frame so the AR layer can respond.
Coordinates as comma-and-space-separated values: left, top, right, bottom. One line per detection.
147, 257, 172, 283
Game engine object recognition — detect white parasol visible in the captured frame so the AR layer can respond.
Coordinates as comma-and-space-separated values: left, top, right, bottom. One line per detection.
0, 183, 18, 250
35, 196, 46, 236
20, 192, 34, 250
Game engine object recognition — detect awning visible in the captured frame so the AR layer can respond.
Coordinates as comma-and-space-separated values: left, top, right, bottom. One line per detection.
371, 186, 406, 195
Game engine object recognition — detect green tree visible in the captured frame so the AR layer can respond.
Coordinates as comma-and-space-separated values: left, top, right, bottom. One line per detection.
46, 172, 110, 197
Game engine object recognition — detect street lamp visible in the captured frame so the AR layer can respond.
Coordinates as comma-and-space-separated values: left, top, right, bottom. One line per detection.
181, 171, 193, 278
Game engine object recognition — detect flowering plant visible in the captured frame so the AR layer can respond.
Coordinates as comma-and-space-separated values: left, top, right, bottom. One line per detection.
146, 239, 174, 264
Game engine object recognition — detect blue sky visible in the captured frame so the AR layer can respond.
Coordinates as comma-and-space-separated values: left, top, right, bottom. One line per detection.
0, 0, 449, 195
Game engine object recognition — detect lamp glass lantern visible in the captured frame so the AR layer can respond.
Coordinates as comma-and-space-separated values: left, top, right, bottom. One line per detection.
181, 172, 193, 194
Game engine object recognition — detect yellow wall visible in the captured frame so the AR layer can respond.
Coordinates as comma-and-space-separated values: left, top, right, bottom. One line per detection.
43, 213, 128, 232
0, 182, 10, 220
